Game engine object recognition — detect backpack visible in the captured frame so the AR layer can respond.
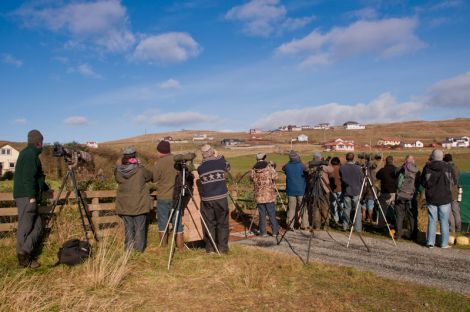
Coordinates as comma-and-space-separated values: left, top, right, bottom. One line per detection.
55, 239, 91, 266
397, 170, 416, 200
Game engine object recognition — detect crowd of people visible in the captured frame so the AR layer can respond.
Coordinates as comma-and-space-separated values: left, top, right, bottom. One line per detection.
12, 129, 462, 268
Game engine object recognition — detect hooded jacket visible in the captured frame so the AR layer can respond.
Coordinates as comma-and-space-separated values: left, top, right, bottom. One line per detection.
115, 164, 153, 216
13, 144, 49, 200
251, 161, 278, 204
421, 161, 453, 205
282, 160, 307, 197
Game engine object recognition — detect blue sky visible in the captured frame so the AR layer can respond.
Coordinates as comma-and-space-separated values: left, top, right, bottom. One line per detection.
1, 0, 469, 143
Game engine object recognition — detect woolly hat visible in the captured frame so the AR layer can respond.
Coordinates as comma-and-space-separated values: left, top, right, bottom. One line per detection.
157, 140, 171, 154
122, 146, 136, 156
256, 153, 266, 161
289, 151, 300, 162
201, 144, 214, 158
443, 153, 453, 162
431, 149, 444, 161
27, 129, 43, 145
313, 152, 322, 160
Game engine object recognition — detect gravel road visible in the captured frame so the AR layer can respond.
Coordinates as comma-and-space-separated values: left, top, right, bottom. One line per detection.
236, 230, 470, 295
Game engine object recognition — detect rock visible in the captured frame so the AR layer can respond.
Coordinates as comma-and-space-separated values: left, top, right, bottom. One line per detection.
456, 236, 469, 246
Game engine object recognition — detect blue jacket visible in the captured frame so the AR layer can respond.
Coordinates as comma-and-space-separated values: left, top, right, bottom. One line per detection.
283, 161, 306, 196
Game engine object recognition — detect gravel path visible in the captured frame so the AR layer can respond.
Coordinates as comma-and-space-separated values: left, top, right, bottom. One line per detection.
236, 230, 470, 295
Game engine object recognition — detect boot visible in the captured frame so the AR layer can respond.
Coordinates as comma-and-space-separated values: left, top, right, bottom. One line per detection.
17, 252, 29, 268
159, 231, 168, 247
176, 233, 185, 252
28, 258, 41, 269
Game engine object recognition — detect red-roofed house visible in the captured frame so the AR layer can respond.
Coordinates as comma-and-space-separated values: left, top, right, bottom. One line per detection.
323, 138, 355, 151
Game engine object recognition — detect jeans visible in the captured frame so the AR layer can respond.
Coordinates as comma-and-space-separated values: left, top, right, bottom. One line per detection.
201, 198, 229, 253
15, 198, 43, 255
121, 214, 147, 252
363, 199, 374, 213
330, 192, 342, 223
287, 196, 308, 229
426, 203, 451, 247
449, 201, 461, 233
157, 199, 184, 233
257, 202, 279, 235
342, 195, 362, 232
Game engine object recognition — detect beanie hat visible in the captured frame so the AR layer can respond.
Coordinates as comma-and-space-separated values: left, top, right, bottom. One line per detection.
256, 153, 266, 161
157, 140, 171, 154
122, 146, 136, 156
313, 152, 322, 160
289, 151, 300, 162
201, 144, 215, 158
443, 154, 453, 162
431, 149, 444, 161
27, 129, 43, 145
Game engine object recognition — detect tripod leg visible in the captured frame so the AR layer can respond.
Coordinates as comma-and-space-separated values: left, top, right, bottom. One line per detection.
347, 179, 366, 248
248, 206, 257, 234
167, 202, 182, 270
227, 193, 248, 238
70, 170, 91, 242
369, 177, 396, 246
74, 173, 99, 242
276, 199, 306, 245
159, 197, 179, 247
275, 186, 287, 212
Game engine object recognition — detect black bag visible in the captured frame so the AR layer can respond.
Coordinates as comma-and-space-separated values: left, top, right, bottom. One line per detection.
56, 239, 91, 266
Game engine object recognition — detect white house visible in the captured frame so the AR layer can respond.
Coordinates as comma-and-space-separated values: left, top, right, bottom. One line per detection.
442, 136, 469, 148
86, 141, 99, 149
313, 123, 331, 130
301, 125, 312, 130
192, 134, 207, 141
377, 137, 401, 147
343, 121, 366, 130
249, 129, 263, 134
402, 140, 424, 148
288, 125, 302, 132
297, 134, 309, 142
221, 138, 242, 146
323, 138, 354, 151
0, 144, 20, 175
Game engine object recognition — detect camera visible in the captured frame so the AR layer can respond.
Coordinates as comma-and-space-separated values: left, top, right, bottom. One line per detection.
308, 160, 329, 171
53, 144, 92, 164
173, 152, 196, 171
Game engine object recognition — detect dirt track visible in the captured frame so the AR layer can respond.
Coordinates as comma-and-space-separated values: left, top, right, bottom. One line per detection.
236, 230, 470, 295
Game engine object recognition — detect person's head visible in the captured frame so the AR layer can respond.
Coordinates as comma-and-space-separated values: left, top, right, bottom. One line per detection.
27, 129, 44, 149
431, 149, 444, 161
256, 152, 266, 162
289, 151, 300, 162
443, 153, 453, 163
121, 146, 137, 165
405, 155, 415, 164
201, 144, 215, 159
385, 156, 394, 165
156, 140, 171, 156
345, 152, 354, 162
331, 156, 341, 166
313, 152, 322, 161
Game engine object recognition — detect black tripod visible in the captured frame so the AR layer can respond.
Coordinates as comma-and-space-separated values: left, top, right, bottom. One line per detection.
47, 163, 98, 243
160, 161, 220, 270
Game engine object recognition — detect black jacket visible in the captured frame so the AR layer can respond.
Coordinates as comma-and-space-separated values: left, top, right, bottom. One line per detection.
421, 161, 453, 205
376, 164, 398, 193
197, 156, 230, 201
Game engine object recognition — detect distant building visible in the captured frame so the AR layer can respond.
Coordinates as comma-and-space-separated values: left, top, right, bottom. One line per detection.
442, 136, 469, 149
249, 129, 263, 134
301, 125, 312, 130
377, 137, 401, 147
313, 123, 331, 130
278, 125, 302, 132
343, 121, 365, 130
192, 134, 207, 141
161, 136, 174, 142
297, 134, 309, 142
86, 141, 99, 149
0, 144, 19, 175
402, 140, 424, 148
221, 138, 242, 146
323, 138, 354, 151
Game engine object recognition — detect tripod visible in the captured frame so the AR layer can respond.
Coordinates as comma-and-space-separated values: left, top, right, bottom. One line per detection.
47, 163, 98, 243
347, 166, 396, 248
160, 162, 220, 270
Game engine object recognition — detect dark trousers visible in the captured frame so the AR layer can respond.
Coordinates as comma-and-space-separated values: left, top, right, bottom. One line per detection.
394, 198, 415, 239
16, 197, 42, 255
201, 198, 229, 253
121, 214, 147, 252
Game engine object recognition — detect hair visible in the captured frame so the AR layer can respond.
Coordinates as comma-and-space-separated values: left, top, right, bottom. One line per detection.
386, 155, 394, 165
346, 152, 354, 162
443, 153, 453, 162
331, 156, 341, 166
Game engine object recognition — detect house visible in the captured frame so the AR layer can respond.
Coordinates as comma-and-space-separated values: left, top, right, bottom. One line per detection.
313, 123, 331, 130
278, 126, 289, 132
297, 134, 308, 143
0, 144, 20, 175
160, 136, 174, 142
323, 138, 355, 151
192, 134, 207, 141
86, 141, 99, 149
343, 121, 365, 130
288, 125, 302, 132
401, 140, 424, 148
377, 137, 401, 147
249, 129, 263, 134
301, 125, 312, 130
221, 138, 242, 146
442, 136, 470, 149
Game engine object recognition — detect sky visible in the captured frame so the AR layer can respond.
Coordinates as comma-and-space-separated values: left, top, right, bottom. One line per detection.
1, 0, 470, 143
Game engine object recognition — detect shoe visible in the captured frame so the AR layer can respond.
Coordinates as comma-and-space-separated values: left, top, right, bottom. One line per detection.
426, 244, 434, 249
28, 259, 41, 269
441, 245, 452, 249
17, 252, 29, 267
259, 233, 268, 237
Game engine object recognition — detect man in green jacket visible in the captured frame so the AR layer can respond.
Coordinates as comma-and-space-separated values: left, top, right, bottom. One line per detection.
13, 130, 49, 268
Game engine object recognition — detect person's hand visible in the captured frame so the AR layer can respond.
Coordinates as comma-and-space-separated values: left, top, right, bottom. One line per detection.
44, 189, 54, 200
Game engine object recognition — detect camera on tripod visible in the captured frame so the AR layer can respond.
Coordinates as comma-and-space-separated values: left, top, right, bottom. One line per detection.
308, 160, 329, 172
53, 144, 92, 165
173, 152, 196, 171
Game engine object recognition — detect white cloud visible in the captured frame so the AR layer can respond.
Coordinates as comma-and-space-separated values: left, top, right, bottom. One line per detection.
133, 32, 201, 64
253, 92, 424, 129
134, 111, 218, 127
276, 17, 426, 67
14, 118, 28, 125
1, 53, 23, 67
64, 116, 88, 125
225, 0, 312, 37
426, 71, 470, 107
159, 78, 180, 89
67, 63, 102, 79
14, 0, 135, 53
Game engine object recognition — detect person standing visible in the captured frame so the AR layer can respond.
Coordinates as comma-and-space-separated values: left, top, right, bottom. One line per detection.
362, 155, 378, 223
421, 150, 454, 248
250, 153, 279, 236
308, 152, 333, 230
340, 153, 364, 232
328, 157, 342, 225
13, 130, 49, 268
444, 154, 461, 233
282, 151, 308, 230
197, 144, 230, 253
376, 156, 398, 228
115, 147, 153, 252
394, 155, 418, 240
152, 140, 183, 250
